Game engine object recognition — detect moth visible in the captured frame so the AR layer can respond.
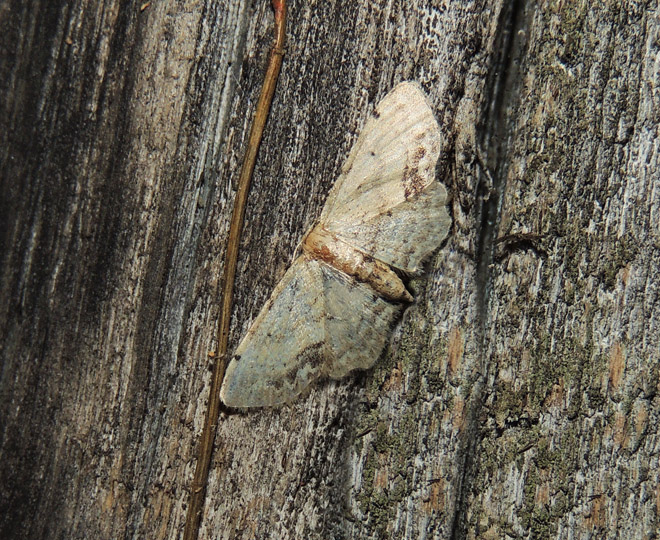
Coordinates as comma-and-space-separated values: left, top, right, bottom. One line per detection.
220, 81, 450, 408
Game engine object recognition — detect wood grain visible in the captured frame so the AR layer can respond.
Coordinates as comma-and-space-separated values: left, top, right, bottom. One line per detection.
1, 1, 658, 539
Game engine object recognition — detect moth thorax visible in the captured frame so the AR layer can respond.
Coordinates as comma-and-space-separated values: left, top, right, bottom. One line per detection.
302, 225, 412, 303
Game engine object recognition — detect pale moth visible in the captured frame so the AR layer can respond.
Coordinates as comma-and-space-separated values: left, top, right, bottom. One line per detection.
220, 81, 450, 408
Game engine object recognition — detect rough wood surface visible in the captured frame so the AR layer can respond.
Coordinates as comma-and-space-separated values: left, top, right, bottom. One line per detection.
472, 2, 660, 538
0, 1, 658, 539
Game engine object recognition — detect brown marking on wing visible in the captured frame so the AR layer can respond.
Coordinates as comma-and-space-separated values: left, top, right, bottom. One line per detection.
402, 145, 429, 200
308, 241, 339, 268
296, 342, 327, 370
265, 342, 327, 391
414, 146, 427, 160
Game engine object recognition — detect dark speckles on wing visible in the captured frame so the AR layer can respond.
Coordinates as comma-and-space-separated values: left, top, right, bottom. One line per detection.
413, 146, 427, 161
296, 341, 326, 369
402, 145, 431, 200
402, 163, 424, 200
305, 342, 327, 366
256, 338, 328, 400
278, 341, 327, 388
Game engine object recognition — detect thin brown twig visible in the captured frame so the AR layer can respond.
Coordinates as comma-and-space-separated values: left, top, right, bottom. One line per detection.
182, 2, 286, 538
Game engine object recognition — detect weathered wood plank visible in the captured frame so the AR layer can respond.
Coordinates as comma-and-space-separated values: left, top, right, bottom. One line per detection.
2, 1, 658, 539
472, 2, 660, 538
0, 0, 249, 537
